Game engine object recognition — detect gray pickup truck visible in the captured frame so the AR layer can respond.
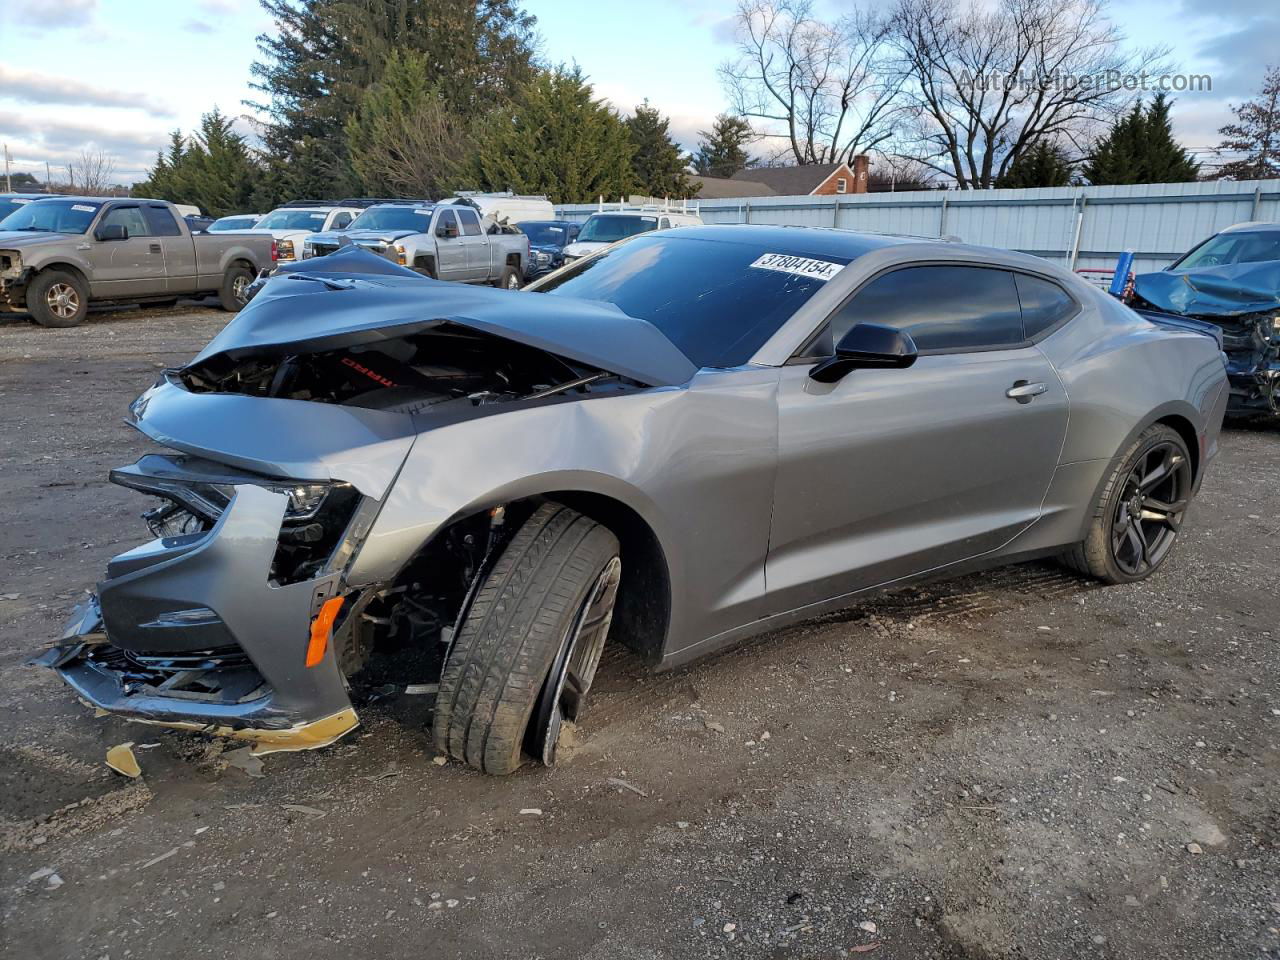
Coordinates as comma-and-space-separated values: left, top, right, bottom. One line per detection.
301, 200, 529, 288
0, 196, 276, 327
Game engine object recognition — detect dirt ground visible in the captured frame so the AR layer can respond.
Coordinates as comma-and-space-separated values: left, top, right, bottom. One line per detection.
0, 303, 1276, 960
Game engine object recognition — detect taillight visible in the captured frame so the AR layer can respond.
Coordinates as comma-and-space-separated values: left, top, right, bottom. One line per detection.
270, 239, 279, 262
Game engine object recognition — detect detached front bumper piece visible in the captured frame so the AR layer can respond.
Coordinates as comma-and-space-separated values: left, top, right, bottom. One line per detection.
38, 454, 367, 752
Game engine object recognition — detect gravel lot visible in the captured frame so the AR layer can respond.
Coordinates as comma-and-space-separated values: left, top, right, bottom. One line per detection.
0, 305, 1277, 960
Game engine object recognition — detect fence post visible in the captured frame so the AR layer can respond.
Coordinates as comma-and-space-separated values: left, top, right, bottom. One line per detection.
1252, 185, 1262, 221
744, 200, 751, 224
832, 197, 840, 228
938, 194, 948, 237
1069, 196, 1088, 269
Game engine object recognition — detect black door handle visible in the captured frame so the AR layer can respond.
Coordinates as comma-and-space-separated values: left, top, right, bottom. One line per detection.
149, 243, 162, 254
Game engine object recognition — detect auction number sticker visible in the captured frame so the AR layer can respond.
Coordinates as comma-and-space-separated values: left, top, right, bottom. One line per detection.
72, 204, 96, 212
749, 253, 844, 281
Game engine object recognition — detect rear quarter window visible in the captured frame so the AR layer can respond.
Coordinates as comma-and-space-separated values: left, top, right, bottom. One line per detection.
1015, 273, 1078, 339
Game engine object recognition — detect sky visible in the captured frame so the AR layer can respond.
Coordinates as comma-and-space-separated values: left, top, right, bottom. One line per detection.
0, 0, 1275, 186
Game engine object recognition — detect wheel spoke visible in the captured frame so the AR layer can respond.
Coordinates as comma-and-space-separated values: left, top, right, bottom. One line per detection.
1139, 453, 1182, 493
1125, 520, 1148, 571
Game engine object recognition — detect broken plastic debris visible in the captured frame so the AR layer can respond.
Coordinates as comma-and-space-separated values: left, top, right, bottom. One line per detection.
606, 776, 648, 797
223, 746, 265, 778
282, 804, 327, 818
519, 808, 543, 816
404, 683, 439, 695
105, 743, 141, 778
142, 847, 180, 869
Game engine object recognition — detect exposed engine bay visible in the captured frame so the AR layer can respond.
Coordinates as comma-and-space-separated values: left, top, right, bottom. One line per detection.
178, 321, 626, 415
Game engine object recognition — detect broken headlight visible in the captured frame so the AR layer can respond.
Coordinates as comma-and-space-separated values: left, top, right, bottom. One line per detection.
262, 481, 335, 521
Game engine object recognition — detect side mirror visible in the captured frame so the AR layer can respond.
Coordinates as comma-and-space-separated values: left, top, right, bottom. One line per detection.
96, 224, 128, 241
808, 322, 918, 384
436, 221, 458, 239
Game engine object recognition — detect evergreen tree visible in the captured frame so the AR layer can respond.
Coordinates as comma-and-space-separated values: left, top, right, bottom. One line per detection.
693, 114, 755, 178
134, 110, 263, 217
249, 0, 537, 197
1215, 65, 1280, 180
995, 141, 1075, 188
467, 67, 635, 203
626, 101, 697, 198
346, 50, 472, 199
1084, 94, 1198, 185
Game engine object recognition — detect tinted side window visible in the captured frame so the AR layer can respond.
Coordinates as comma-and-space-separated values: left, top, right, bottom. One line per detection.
331, 212, 353, 229
143, 204, 181, 236
829, 265, 1023, 352
101, 205, 150, 238
1015, 273, 1077, 338
458, 208, 482, 236
437, 210, 458, 235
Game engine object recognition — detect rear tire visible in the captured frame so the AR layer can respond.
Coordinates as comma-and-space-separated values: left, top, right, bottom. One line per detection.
27, 269, 88, 327
1062, 424, 1193, 584
495, 264, 522, 290
433, 503, 620, 776
219, 264, 254, 312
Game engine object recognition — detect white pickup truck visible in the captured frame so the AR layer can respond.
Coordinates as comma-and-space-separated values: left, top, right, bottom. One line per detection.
0, 196, 276, 327
301, 201, 529, 288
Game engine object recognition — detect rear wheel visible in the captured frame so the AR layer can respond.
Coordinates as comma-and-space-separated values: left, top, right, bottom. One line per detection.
28, 269, 88, 327
433, 503, 621, 775
495, 264, 522, 290
1063, 424, 1193, 584
219, 264, 254, 312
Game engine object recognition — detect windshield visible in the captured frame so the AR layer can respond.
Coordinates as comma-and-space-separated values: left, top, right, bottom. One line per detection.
348, 207, 433, 231
0, 199, 102, 234
1177, 231, 1280, 269
209, 216, 258, 232
577, 214, 658, 244
518, 221, 572, 246
534, 234, 852, 368
257, 209, 332, 231
0, 197, 40, 224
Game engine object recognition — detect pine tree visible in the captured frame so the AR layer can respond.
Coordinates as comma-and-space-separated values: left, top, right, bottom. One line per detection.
249, 0, 537, 197
134, 110, 263, 217
996, 141, 1075, 188
1215, 66, 1280, 180
467, 67, 635, 203
693, 114, 755, 178
626, 101, 696, 198
1084, 94, 1198, 185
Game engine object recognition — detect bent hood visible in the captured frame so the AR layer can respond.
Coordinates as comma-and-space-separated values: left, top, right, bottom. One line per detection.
1134, 260, 1280, 318
192, 246, 697, 387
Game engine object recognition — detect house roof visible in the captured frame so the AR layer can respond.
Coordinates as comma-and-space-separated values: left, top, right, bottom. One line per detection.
693, 175, 776, 199
729, 163, 851, 195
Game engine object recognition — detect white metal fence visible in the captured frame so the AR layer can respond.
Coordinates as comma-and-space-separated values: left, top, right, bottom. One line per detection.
555, 179, 1280, 276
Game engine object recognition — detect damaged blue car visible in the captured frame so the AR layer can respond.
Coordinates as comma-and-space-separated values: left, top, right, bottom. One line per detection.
1130, 221, 1280, 416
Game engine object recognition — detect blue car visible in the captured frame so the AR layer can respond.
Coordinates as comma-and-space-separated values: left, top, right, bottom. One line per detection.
517, 220, 580, 279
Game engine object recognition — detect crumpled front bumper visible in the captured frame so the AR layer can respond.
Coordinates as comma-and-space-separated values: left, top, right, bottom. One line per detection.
39, 476, 361, 752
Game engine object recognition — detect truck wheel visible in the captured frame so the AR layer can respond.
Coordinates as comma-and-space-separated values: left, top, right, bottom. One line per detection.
495, 265, 522, 290
433, 503, 621, 776
28, 269, 88, 327
219, 264, 255, 312
1061, 424, 1193, 584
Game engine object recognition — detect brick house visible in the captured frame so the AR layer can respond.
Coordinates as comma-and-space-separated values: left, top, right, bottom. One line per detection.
727, 157, 870, 196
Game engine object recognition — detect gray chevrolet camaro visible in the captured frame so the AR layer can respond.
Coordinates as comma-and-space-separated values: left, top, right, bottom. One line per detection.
39, 225, 1228, 775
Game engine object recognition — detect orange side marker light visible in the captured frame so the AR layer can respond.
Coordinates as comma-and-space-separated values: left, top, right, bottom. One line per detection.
306, 596, 345, 668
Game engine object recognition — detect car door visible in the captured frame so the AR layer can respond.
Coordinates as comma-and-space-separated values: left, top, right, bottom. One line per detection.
455, 208, 490, 280
433, 210, 466, 280
141, 204, 197, 294
87, 204, 166, 298
765, 263, 1069, 612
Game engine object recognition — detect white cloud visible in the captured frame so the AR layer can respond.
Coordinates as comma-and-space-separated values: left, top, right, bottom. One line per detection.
3, 0, 96, 29
0, 66, 175, 116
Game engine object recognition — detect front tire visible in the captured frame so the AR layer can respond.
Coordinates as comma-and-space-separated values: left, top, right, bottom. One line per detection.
219, 264, 254, 312
433, 503, 621, 775
1063, 424, 1193, 584
28, 269, 88, 327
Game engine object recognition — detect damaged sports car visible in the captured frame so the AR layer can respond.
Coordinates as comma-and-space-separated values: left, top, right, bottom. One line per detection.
39, 227, 1228, 775
1129, 221, 1280, 416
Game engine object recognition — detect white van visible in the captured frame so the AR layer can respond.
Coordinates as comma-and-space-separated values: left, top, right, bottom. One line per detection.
444, 192, 555, 225
562, 200, 703, 263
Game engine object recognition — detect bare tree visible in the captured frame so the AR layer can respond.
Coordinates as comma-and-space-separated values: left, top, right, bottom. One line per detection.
1213, 65, 1280, 181
65, 148, 118, 195
889, 0, 1168, 188
719, 0, 903, 166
